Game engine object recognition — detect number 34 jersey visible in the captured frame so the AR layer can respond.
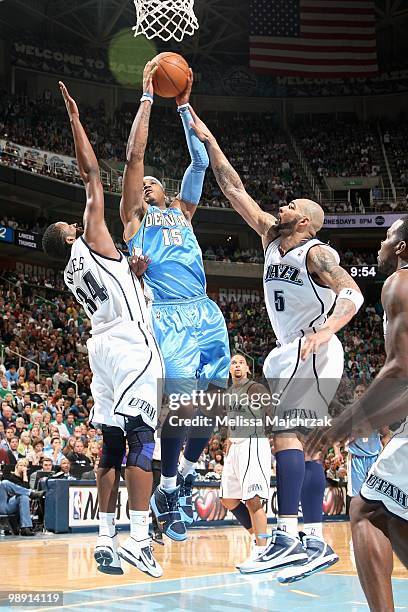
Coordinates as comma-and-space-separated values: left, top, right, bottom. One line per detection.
126, 205, 206, 302
64, 236, 149, 333
263, 238, 339, 345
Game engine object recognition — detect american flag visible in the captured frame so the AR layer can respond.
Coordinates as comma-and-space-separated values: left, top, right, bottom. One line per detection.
249, 0, 378, 78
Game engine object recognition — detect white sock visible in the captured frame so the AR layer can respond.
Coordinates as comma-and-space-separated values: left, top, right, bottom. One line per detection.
160, 475, 177, 491
277, 517, 298, 538
129, 510, 149, 541
99, 512, 115, 537
178, 456, 196, 478
303, 522, 323, 538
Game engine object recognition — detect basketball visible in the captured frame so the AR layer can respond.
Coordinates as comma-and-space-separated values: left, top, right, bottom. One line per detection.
151, 52, 189, 98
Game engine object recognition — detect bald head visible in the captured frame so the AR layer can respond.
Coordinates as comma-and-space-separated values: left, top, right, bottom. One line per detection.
294, 199, 324, 235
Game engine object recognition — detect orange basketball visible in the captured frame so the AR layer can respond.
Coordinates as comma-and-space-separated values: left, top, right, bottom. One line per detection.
152, 52, 189, 98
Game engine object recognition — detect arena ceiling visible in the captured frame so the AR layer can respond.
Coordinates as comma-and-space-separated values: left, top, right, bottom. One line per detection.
0, 0, 407, 67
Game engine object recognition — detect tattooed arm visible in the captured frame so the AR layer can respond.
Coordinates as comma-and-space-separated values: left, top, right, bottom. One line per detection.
189, 108, 278, 249
305, 273, 408, 455
120, 61, 156, 241
301, 245, 363, 360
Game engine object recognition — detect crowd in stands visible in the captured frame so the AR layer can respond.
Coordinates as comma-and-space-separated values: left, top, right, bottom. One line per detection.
2, 91, 408, 212
294, 118, 381, 181
382, 120, 408, 189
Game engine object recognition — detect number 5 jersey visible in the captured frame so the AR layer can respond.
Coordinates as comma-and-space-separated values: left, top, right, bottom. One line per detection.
263, 237, 339, 345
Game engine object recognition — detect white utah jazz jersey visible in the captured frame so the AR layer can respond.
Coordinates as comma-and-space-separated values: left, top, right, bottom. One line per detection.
263, 238, 339, 344
64, 237, 149, 333
226, 380, 265, 443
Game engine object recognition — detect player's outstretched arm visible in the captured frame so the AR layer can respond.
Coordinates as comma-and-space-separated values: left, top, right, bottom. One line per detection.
172, 71, 208, 221
120, 61, 157, 242
59, 81, 116, 257
301, 245, 364, 360
189, 108, 278, 248
306, 273, 408, 454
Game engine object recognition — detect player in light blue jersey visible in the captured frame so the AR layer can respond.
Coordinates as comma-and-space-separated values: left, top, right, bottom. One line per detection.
347, 384, 386, 497
120, 62, 230, 541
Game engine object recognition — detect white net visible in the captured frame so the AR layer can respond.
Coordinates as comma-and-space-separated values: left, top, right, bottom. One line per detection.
133, 0, 199, 42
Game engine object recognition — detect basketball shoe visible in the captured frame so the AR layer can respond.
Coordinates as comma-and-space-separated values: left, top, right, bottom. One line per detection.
177, 472, 195, 526
238, 529, 308, 574
118, 537, 163, 578
150, 486, 187, 541
277, 533, 339, 583
94, 533, 124, 575
236, 540, 267, 573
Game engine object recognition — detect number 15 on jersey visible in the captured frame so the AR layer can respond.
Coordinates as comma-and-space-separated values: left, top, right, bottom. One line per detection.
162, 228, 183, 246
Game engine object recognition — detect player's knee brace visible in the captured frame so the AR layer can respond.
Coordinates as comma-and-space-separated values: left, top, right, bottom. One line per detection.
126, 419, 155, 472
100, 425, 126, 469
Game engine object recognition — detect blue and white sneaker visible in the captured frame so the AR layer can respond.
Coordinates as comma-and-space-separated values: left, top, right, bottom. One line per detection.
277, 533, 339, 583
118, 536, 163, 578
238, 529, 308, 574
150, 486, 187, 541
94, 533, 124, 575
177, 472, 195, 526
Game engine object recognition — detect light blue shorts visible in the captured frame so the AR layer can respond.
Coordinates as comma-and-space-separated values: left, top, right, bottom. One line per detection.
348, 454, 378, 496
151, 295, 230, 395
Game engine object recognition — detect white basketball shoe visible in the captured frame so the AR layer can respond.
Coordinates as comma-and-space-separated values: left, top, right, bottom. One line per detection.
118, 536, 163, 578
94, 533, 124, 575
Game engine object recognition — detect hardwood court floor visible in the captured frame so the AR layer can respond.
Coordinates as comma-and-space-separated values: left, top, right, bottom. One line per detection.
0, 523, 406, 611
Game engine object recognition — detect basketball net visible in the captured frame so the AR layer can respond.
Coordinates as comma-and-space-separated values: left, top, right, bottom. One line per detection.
133, 0, 199, 42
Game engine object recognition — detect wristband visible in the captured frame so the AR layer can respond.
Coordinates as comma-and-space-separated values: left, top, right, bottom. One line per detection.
177, 103, 190, 113
338, 288, 364, 313
140, 92, 153, 104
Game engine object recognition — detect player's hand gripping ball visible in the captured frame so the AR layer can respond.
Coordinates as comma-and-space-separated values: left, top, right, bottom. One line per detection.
129, 254, 150, 279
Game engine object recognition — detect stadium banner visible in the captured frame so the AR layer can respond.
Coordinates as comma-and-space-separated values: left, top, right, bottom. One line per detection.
324, 213, 400, 229
0, 224, 14, 244
0, 138, 78, 173
14, 229, 42, 250
66, 480, 346, 529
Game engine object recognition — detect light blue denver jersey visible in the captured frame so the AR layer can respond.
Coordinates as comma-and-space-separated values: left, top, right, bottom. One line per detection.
126, 205, 206, 302
348, 433, 382, 458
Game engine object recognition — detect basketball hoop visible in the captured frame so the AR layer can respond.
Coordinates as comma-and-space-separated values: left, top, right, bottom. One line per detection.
133, 0, 199, 42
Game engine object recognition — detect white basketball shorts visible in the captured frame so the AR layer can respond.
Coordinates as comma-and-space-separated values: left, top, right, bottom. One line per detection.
220, 436, 271, 501
87, 320, 163, 431
360, 419, 408, 521
263, 333, 344, 432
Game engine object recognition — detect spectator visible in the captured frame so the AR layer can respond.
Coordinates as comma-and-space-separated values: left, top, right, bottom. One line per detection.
52, 413, 70, 441
6, 437, 19, 467
81, 456, 99, 481
29, 457, 54, 489
67, 440, 92, 474
17, 432, 33, 458
51, 457, 76, 480
44, 437, 64, 466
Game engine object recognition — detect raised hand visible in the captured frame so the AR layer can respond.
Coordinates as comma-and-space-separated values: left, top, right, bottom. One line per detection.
59, 81, 79, 121
176, 68, 193, 106
143, 61, 158, 97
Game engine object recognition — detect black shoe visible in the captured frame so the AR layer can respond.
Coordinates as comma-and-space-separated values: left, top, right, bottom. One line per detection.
30, 490, 45, 500
20, 527, 35, 536
177, 472, 195, 525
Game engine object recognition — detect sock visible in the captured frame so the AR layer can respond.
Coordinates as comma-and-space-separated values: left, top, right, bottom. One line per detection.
160, 411, 187, 478
129, 510, 149, 541
303, 522, 323, 538
183, 415, 215, 463
160, 475, 177, 491
277, 516, 298, 538
230, 502, 252, 530
98, 512, 115, 537
178, 456, 196, 478
301, 460, 326, 534
276, 449, 305, 516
